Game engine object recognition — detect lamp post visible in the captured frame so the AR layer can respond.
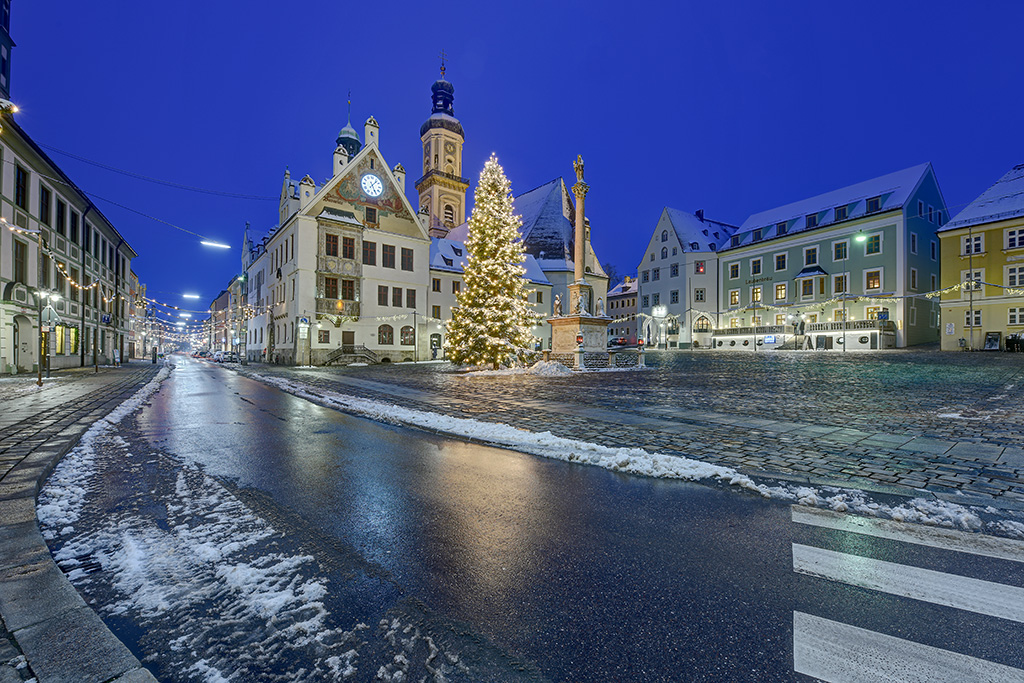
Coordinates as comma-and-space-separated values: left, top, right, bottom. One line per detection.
842, 233, 867, 352
967, 223, 975, 351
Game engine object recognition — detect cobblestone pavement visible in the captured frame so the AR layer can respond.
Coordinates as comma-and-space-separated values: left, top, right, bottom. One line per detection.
0, 362, 161, 683
238, 349, 1024, 512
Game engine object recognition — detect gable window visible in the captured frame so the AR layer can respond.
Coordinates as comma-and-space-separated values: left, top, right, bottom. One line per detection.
865, 234, 881, 255
363, 240, 376, 265
650, 253, 655, 262
378, 324, 394, 345
918, 200, 925, 218
931, 274, 937, 290
776, 222, 787, 235
866, 196, 881, 213
774, 253, 786, 271
750, 258, 762, 275
729, 263, 739, 279
401, 247, 414, 271
672, 247, 677, 256
937, 210, 943, 225
775, 283, 787, 301
694, 288, 706, 302
341, 279, 355, 300
694, 260, 705, 274
930, 240, 937, 260
432, 278, 441, 292
661, 230, 668, 242
342, 236, 355, 259
911, 233, 918, 254
382, 244, 396, 268
670, 263, 679, 277
834, 205, 847, 222
536, 291, 543, 304
366, 207, 378, 224
806, 213, 818, 228
325, 234, 338, 256
928, 206, 934, 223
804, 247, 818, 266
378, 285, 388, 306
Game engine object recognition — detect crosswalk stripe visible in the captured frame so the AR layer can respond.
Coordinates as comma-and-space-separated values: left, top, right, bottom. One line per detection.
791, 506, 1024, 564
792, 543, 1024, 623
794, 611, 1024, 683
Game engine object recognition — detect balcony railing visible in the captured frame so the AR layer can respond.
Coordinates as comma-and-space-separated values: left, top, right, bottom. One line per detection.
807, 319, 895, 332
712, 325, 793, 336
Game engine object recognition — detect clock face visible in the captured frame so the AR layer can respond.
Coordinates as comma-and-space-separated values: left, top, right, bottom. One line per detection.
360, 173, 383, 197
444, 141, 456, 154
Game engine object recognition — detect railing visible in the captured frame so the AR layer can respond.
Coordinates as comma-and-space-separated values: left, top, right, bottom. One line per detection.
324, 344, 378, 366
712, 325, 793, 336
414, 170, 470, 187
807, 320, 895, 332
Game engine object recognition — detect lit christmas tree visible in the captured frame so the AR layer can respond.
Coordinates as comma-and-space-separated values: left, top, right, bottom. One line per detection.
447, 154, 537, 369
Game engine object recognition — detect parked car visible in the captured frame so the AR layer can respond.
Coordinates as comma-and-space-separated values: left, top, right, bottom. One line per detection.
225, 352, 240, 363
212, 350, 225, 362
608, 337, 630, 347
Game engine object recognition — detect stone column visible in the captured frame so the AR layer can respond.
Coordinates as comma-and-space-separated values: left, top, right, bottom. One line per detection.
572, 180, 588, 282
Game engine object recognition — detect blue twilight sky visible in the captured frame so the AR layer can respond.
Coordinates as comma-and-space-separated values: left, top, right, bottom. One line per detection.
10, 1, 1024, 308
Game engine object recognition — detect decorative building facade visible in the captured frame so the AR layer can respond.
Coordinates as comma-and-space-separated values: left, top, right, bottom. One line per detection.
607, 277, 639, 344
937, 163, 1024, 351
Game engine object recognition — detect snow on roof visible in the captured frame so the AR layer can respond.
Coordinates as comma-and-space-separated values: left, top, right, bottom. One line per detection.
738, 163, 932, 236
941, 163, 1024, 231
663, 208, 737, 251
429, 236, 551, 285
514, 178, 575, 263
317, 207, 362, 226
608, 279, 639, 296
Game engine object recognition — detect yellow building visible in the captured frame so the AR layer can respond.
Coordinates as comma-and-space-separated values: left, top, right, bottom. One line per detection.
937, 163, 1024, 351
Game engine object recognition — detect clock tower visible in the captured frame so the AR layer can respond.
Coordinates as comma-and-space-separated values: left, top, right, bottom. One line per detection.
415, 62, 468, 238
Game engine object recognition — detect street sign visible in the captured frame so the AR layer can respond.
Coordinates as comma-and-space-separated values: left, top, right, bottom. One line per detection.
41, 305, 62, 326
764, 335, 776, 344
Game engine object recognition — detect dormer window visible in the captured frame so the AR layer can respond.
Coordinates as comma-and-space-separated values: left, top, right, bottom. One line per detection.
835, 205, 848, 221
731, 235, 741, 247
442, 256, 453, 267
752, 229, 762, 241
776, 222, 787, 235
452, 247, 463, 257
806, 213, 818, 228
866, 196, 881, 213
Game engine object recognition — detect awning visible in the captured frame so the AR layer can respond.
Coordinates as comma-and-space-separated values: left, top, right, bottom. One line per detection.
794, 265, 829, 278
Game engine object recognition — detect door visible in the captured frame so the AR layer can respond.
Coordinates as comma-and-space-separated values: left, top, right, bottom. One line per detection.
342, 330, 354, 353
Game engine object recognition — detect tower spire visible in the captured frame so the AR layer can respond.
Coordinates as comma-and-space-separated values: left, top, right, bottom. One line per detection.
439, 49, 448, 79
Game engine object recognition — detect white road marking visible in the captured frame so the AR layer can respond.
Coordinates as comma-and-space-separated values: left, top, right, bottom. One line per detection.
793, 611, 1024, 683
792, 543, 1024, 623
791, 506, 1024, 564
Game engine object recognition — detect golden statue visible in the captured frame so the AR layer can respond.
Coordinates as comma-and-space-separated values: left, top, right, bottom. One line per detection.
573, 155, 584, 182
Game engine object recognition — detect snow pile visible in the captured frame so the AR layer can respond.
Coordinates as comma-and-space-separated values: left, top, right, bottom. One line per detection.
527, 361, 575, 376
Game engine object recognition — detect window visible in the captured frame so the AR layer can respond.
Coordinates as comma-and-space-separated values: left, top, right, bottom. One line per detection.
452, 281, 461, 294
672, 247, 677, 256
443, 204, 455, 225
366, 206, 378, 224
1008, 266, 1023, 287
401, 247, 414, 271
1010, 308, 1022, 326
84, 223, 91, 252
694, 317, 711, 332
661, 230, 668, 242
341, 279, 355, 300
729, 263, 739, 279
536, 291, 543, 303
928, 206, 934, 223
834, 309, 847, 323
343, 237, 355, 259
911, 268, 918, 290
834, 241, 848, 261
835, 205, 848, 222
70, 212, 79, 244
776, 314, 786, 325
652, 268, 660, 281
406, 289, 416, 309
776, 222, 787, 235
775, 283, 787, 301
650, 253, 655, 262
382, 244, 396, 268
694, 288, 706, 302
363, 240, 376, 265
55, 200, 66, 236
432, 305, 441, 319
392, 287, 403, 307
866, 196, 881, 213
775, 253, 787, 271
670, 263, 679, 277
652, 293, 660, 306
931, 274, 937, 290
751, 286, 762, 303
401, 326, 415, 345
1007, 229, 1023, 250
15, 165, 27, 209
318, 329, 330, 344
730, 235, 741, 247
834, 274, 847, 294
432, 278, 441, 292
70, 267, 79, 301
325, 234, 338, 256
378, 285, 389, 306
806, 213, 818, 228
963, 233, 983, 255
324, 277, 338, 299
729, 289, 740, 305
865, 269, 881, 290
13, 239, 27, 284
918, 200, 925, 218
642, 270, 649, 283
937, 210, 943, 225
694, 260, 705, 274
804, 247, 818, 266
752, 229, 762, 241
378, 324, 394, 344
865, 234, 881, 255
661, 247, 668, 259
640, 294, 649, 308
911, 233, 918, 254
670, 290, 679, 304
965, 310, 981, 327
751, 258, 762, 275
801, 279, 814, 297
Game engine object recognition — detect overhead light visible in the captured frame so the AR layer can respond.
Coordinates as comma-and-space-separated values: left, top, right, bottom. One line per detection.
183, 293, 200, 299
201, 240, 231, 249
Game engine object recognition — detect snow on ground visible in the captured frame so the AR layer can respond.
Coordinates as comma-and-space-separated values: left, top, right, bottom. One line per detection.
253, 372, 1021, 535
458, 360, 650, 377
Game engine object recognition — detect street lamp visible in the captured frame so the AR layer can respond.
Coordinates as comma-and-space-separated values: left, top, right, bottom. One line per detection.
842, 233, 868, 352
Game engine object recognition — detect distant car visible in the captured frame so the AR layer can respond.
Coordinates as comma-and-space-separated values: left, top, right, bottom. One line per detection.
225, 352, 240, 363
608, 337, 630, 347
212, 350, 225, 362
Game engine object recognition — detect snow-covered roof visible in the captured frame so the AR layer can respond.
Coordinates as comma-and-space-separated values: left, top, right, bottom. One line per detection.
429, 237, 551, 285
663, 208, 737, 251
736, 163, 932, 244
941, 163, 1024, 232
317, 207, 362, 226
608, 279, 638, 296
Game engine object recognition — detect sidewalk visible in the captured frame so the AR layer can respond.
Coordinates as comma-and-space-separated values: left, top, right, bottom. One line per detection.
0, 362, 161, 683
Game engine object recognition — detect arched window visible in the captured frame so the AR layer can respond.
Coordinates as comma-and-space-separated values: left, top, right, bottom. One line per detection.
661, 230, 668, 242
378, 324, 394, 345
400, 326, 415, 345
444, 204, 455, 225
694, 316, 711, 332
430, 333, 442, 349
661, 247, 668, 259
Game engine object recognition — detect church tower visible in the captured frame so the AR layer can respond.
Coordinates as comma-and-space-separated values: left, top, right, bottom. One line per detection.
415, 58, 468, 238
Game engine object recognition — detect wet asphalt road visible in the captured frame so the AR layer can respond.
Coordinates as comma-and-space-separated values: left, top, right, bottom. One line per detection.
111, 357, 1024, 681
